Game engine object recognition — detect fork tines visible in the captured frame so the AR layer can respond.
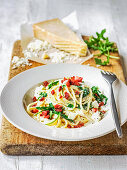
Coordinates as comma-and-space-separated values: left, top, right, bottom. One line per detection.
101, 70, 114, 76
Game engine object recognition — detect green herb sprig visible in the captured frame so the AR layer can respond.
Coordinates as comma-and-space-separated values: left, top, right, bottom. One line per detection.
77, 86, 83, 90
83, 103, 88, 110
84, 29, 119, 65
60, 113, 74, 122
48, 81, 59, 89
67, 104, 74, 108
62, 85, 66, 94
83, 87, 90, 97
38, 92, 47, 100
36, 103, 74, 122
49, 111, 54, 119
91, 86, 108, 105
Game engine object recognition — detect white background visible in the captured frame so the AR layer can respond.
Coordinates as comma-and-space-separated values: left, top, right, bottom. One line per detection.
0, 0, 127, 169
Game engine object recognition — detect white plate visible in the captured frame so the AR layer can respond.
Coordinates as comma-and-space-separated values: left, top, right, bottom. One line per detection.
0, 64, 127, 141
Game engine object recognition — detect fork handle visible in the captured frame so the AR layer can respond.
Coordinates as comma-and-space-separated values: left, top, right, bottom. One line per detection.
110, 84, 123, 138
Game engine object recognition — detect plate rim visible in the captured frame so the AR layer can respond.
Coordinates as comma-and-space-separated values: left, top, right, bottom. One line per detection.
0, 63, 127, 141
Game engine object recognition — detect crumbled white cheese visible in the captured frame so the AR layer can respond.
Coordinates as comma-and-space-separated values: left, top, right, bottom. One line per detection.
66, 109, 84, 120
12, 56, 32, 69
62, 80, 68, 85
100, 105, 106, 112
53, 114, 58, 119
22, 38, 93, 65
12, 56, 19, 64
34, 85, 44, 98
45, 97, 52, 104
23, 38, 86, 64
49, 50, 71, 63
27, 39, 44, 52
67, 112, 78, 120
23, 39, 50, 60
24, 39, 51, 56
36, 101, 42, 107
91, 111, 101, 122
92, 101, 99, 108
23, 51, 32, 59
58, 79, 63, 86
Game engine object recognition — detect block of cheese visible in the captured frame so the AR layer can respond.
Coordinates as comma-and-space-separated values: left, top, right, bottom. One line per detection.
33, 18, 87, 56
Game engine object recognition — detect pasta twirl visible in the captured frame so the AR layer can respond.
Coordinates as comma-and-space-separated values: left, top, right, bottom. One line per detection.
26, 76, 108, 128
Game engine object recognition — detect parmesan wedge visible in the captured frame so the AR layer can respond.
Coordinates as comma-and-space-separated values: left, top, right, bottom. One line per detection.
33, 18, 87, 57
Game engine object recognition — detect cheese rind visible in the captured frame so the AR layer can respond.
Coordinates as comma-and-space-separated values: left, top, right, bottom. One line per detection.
33, 18, 87, 56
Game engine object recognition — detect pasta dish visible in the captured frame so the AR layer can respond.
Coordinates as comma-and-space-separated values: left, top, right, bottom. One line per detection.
26, 76, 108, 128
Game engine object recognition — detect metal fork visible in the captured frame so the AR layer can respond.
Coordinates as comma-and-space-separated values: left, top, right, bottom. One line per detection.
101, 70, 123, 138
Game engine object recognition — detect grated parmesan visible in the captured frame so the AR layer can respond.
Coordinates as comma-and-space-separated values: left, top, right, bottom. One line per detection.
91, 111, 101, 122
12, 38, 92, 69
12, 56, 32, 69
92, 101, 99, 108
23, 38, 86, 64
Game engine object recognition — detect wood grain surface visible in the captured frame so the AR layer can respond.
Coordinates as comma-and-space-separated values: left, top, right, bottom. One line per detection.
0, 38, 127, 155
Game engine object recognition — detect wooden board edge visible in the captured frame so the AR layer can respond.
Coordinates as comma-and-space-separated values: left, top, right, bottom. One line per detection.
1, 143, 127, 155
1, 39, 127, 155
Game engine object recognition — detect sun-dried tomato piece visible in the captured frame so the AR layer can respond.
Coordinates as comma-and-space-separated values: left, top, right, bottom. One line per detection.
40, 97, 45, 101
75, 90, 80, 95
32, 103, 37, 107
31, 109, 38, 113
32, 96, 37, 102
51, 90, 55, 95
64, 92, 70, 100
67, 124, 72, 128
43, 81, 49, 87
99, 102, 104, 107
59, 86, 62, 92
66, 80, 70, 87
92, 108, 98, 112
44, 115, 50, 119
42, 110, 49, 116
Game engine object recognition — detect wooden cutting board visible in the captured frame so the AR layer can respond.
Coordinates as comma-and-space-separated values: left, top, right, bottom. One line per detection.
0, 37, 127, 155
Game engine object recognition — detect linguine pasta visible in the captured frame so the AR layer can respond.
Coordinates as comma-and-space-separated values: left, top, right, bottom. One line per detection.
26, 76, 108, 128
